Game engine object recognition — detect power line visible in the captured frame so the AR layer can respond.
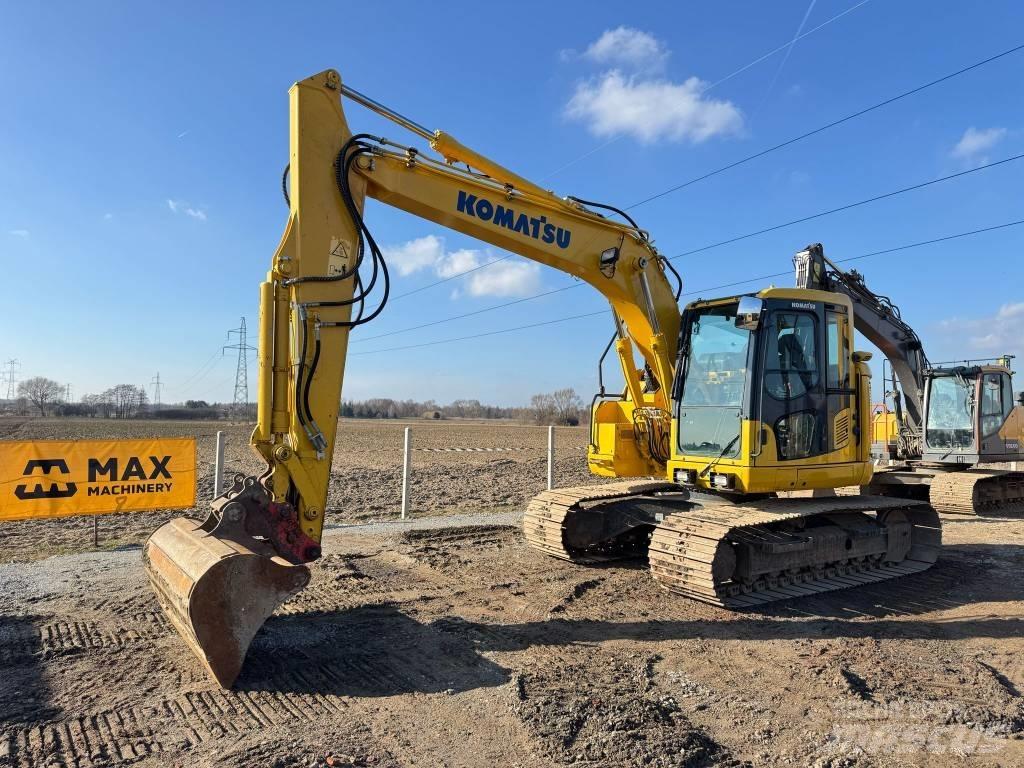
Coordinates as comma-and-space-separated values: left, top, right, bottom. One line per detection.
171, 348, 222, 391
353, 155, 1022, 345
351, 310, 608, 356
354, 283, 580, 344
700, 0, 872, 94
626, 41, 1024, 211
667, 152, 1024, 261
350, 218, 1024, 356
390, 254, 514, 300
388, 42, 1024, 299
752, 0, 821, 115
541, 0, 874, 181
674, 218, 1024, 301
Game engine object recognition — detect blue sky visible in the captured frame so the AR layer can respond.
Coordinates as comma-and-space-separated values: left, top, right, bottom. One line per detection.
2, 1, 1022, 406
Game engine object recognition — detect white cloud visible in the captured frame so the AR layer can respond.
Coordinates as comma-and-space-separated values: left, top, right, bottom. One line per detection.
436, 249, 541, 297
566, 70, 743, 144
383, 235, 446, 276
435, 248, 480, 279
566, 27, 743, 144
951, 126, 1007, 164
167, 199, 208, 221
384, 235, 541, 297
583, 27, 668, 71
466, 259, 540, 297
937, 302, 1024, 352
8, 229, 29, 239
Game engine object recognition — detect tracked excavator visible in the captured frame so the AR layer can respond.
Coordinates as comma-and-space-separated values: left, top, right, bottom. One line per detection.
791, 244, 1024, 514
144, 70, 941, 688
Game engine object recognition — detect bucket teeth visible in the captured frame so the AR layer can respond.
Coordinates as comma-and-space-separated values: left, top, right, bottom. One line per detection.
143, 517, 310, 688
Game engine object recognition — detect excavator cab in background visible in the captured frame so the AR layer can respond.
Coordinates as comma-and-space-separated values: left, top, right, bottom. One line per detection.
922, 362, 1022, 464
792, 243, 1024, 514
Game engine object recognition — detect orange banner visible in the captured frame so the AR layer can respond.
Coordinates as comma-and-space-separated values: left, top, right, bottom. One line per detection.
0, 438, 196, 521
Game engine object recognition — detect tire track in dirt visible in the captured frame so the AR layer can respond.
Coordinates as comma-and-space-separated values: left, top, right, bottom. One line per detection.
1, 703, 164, 767
38, 612, 169, 656
1, 666, 360, 766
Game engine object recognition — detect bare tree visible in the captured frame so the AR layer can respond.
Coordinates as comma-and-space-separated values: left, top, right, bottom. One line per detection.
17, 377, 64, 416
551, 388, 583, 426
103, 384, 148, 419
530, 393, 556, 425
530, 388, 583, 426
83, 392, 114, 418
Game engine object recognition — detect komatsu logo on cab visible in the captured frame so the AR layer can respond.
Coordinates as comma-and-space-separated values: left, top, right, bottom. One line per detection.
456, 191, 572, 249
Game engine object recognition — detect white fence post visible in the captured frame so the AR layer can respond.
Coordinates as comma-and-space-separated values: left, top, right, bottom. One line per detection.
213, 430, 226, 498
547, 425, 555, 491
401, 426, 412, 519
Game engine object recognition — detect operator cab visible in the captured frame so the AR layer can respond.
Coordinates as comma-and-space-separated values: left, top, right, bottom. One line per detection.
668, 287, 872, 495
923, 363, 1022, 463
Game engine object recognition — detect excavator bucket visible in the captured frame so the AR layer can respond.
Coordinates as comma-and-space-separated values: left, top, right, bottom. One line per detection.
144, 517, 310, 688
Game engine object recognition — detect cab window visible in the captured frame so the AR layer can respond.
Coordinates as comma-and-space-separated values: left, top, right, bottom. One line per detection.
764, 312, 819, 399
826, 311, 847, 389
926, 375, 974, 450
982, 373, 1009, 436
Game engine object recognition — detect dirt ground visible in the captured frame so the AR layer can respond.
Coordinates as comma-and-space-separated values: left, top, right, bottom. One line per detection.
2, 418, 1024, 767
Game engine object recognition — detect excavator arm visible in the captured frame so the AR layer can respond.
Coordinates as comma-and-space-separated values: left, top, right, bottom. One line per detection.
794, 243, 930, 454
145, 69, 681, 686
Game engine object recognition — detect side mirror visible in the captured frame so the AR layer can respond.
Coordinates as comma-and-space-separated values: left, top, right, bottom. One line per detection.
735, 296, 764, 331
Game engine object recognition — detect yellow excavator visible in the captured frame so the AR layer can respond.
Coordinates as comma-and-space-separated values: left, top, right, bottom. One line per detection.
144, 70, 941, 688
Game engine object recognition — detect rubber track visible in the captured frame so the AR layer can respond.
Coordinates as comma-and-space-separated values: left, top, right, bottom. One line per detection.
929, 468, 1024, 515
523, 480, 679, 563
648, 496, 941, 608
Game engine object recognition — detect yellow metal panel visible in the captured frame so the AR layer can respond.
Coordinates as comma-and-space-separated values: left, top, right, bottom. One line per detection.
872, 410, 898, 445
0, 438, 195, 521
588, 399, 660, 477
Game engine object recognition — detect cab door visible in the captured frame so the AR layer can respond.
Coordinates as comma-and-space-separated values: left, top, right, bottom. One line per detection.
761, 306, 827, 462
980, 371, 1019, 458
824, 305, 855, 459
